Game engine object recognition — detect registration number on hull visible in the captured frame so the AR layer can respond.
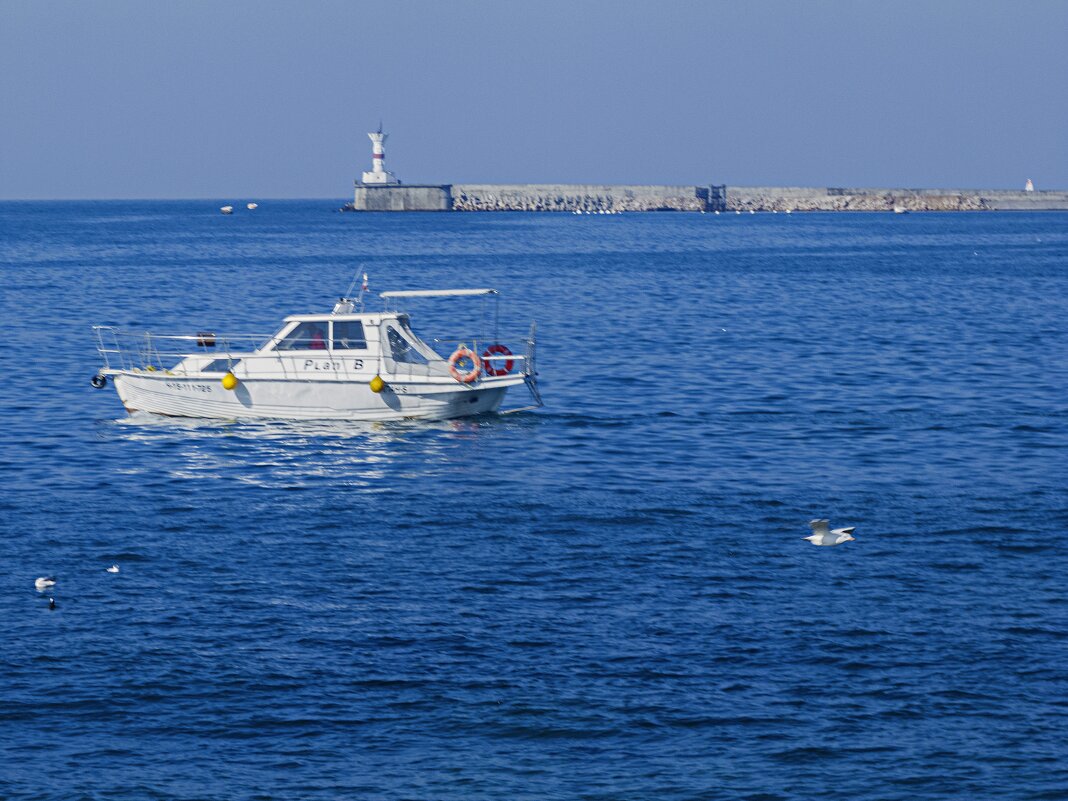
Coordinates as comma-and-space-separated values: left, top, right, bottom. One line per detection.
164, 382, 213, 393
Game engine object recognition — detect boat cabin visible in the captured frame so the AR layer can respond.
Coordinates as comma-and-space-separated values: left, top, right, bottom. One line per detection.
254, 310, 453, 377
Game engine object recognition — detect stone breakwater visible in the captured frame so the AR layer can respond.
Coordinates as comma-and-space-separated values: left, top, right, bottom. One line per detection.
345, 183, 1068, 212
450, 184, 709, 212
726, 186, 1068, 212
347, 184, 714, 212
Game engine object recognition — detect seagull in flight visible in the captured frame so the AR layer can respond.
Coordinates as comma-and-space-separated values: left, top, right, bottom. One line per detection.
804, 519, 856, 546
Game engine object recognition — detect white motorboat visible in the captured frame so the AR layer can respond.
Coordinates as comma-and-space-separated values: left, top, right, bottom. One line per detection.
92, 287, 541, 421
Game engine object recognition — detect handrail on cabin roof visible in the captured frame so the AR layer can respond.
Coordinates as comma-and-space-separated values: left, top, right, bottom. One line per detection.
380, 288, 498, 298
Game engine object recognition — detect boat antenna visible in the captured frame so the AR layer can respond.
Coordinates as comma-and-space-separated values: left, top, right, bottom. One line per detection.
343, 270, 361, 299
356, 271, 369, 311
336, 268, 370, 313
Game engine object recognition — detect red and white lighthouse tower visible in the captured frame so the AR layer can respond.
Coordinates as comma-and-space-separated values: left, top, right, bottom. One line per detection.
361, 125, 399, 185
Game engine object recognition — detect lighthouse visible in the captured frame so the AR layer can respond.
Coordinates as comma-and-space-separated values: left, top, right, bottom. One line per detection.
361, 125, 399, 185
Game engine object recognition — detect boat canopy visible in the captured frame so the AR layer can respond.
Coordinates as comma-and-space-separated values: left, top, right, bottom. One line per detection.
380, 289, 498, 298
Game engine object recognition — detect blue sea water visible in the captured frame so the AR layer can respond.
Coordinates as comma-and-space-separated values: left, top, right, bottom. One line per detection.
1, 202, 1066, 800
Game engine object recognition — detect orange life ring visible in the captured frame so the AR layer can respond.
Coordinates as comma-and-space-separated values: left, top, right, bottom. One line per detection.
448, 346, 481, 383
482, 344, 514, 376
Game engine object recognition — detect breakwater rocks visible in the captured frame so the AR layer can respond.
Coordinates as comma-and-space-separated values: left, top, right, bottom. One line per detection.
726, 186, 1068, 212
345, 183, 1068, 212
451, 184, 709, 212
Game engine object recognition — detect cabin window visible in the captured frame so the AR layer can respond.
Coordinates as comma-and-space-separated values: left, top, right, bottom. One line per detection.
201, 359, 242, 373
331, 321, 367, 350
275, 322, 329, 351
386, 324, 428, 365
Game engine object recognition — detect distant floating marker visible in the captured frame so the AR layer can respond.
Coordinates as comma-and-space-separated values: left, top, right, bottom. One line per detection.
220, 205, 234, 215
247, 202, 258, 210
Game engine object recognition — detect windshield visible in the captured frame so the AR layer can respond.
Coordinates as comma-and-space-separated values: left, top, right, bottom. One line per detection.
386, 323, 428, 364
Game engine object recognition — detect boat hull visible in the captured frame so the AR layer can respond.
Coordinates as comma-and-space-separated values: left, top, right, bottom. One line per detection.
111, 373, 513, 421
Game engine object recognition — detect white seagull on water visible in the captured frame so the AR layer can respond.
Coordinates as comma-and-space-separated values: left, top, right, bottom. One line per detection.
35, 576, 56, 591
804, 519, 856, 547
106, 565, 120, 573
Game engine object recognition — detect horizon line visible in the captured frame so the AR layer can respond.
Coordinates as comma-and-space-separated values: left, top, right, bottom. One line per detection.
2, 183, 1064, 202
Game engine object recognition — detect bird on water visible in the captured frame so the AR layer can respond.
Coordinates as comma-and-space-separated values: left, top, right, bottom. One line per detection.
804, 519, 856, 546
35, 577, 56, 591
106, 565, 120, 573
48, 597, 56, 610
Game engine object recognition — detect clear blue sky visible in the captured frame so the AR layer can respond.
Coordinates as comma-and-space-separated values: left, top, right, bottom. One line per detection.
1, 0, 1065, 198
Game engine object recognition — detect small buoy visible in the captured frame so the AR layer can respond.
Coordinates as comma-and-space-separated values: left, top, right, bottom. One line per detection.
91, 374, 107, 389
221, 372, 238, 390
247, 202, 258, 210
106, 565, 119, 573
369, 375, 385, 393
